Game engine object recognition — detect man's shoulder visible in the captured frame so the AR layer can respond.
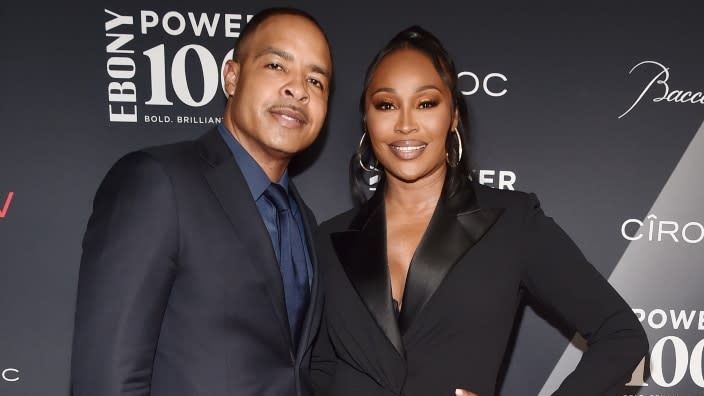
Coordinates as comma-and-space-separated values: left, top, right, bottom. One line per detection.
100, 129, 221, 190
121, 128, 221, 172
140, 135, 204, 165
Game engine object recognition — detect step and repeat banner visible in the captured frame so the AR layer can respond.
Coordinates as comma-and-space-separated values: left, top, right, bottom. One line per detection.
1, 1, 703, 395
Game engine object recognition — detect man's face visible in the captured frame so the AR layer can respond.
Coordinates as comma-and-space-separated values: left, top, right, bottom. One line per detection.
223, 14, 332, 170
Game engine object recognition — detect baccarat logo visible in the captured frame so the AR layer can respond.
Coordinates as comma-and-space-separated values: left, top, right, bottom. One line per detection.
619, 60, 704, 119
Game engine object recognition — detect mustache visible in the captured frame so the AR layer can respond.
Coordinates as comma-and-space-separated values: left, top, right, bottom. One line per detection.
267, 104, 309, 124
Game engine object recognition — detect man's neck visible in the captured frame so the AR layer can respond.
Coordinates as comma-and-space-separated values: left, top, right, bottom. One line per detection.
224, 126, 290, 183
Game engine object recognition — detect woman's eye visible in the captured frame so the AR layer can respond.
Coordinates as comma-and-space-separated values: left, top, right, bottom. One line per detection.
374, 102, 394, 110
419, 100, 438, 109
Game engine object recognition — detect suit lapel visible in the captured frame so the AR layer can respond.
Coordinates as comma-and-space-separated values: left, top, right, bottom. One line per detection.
398, 180, 504, 333
289, 184, 323, 359
197, 129, 291, 349
330, 192, 405, 357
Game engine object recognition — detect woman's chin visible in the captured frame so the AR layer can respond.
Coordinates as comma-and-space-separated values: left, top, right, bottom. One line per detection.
384, 164, 446, 186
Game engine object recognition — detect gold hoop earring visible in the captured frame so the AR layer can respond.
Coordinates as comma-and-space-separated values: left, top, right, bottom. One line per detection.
446, 128, 463, 167
453, 127, 463, 161
358, 132, 379, 172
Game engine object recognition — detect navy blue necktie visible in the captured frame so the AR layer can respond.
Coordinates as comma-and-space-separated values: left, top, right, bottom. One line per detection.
264, 183, 310, 345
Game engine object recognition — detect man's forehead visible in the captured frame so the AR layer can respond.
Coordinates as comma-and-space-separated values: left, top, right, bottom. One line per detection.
251, 15, 325, 47
240, 14, 330, 62
258, 13, 317, 30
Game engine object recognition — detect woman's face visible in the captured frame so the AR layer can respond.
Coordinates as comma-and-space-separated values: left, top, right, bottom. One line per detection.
364, 48, 457, 185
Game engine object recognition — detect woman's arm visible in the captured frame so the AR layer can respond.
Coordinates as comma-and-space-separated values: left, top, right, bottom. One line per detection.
519, 193, 649, 395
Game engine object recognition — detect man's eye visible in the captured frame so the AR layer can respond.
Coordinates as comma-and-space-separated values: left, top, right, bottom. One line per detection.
266, 63, 283, 71
308, 78, 324, 89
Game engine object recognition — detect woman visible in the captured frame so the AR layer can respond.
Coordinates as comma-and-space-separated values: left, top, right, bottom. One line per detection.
311, 26, 648, 396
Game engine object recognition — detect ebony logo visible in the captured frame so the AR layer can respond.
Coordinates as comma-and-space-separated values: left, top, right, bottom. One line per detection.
104, 9, 253, 124
0, 192, 14, 219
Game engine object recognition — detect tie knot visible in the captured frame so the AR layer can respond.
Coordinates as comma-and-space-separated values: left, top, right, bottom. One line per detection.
264, 183, 290, 212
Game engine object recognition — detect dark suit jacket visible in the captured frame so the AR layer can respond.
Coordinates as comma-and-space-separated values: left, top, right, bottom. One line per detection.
312, 179, 648, 396
71, 128, 323, 396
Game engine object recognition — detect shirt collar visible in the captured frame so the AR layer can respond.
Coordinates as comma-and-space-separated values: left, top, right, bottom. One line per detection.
217, 123, 289, 200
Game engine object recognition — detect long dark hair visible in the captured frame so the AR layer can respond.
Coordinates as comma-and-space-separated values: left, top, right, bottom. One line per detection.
351, 26, 471, 205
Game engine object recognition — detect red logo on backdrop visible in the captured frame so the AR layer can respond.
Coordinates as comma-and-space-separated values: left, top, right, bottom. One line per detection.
0, 192, 14, 219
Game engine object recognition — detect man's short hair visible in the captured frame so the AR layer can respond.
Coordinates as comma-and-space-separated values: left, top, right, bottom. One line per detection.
233, 7, 330, 61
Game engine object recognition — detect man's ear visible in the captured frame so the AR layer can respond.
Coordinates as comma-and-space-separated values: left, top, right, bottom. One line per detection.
223, 59, 240, 97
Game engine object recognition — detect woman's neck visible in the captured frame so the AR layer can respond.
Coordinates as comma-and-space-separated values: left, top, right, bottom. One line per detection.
384, 167, 446, 213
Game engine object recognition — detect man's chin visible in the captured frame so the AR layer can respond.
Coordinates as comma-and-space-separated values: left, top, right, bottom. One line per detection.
267, 136, 317, 156
263, 143, 307, 160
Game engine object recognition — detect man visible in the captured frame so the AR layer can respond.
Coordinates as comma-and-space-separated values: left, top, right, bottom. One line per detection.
71, 8, 332, 396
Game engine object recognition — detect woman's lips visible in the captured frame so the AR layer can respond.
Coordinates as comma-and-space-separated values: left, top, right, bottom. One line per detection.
389, 140, 427, 159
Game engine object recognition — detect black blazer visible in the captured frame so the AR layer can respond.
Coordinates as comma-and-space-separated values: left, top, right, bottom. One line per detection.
312, 180, 648, 396
71, 128, 323, 396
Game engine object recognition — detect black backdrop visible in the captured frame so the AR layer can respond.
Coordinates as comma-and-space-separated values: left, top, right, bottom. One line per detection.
2, 1, 704, 395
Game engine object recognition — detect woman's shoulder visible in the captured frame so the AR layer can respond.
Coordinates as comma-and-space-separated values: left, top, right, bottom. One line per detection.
319, 206, 360, 235
471, 181, 537, 210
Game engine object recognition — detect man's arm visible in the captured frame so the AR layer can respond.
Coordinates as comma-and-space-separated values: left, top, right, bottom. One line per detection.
71, 152, 179, 396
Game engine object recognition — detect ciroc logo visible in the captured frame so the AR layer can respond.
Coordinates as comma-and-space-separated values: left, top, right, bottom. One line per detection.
2, 368, 19, 382
621, 214, 704, 244
458, 71, 508, 97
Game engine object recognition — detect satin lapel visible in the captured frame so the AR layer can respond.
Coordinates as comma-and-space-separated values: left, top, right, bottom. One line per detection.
330, 193, 405, 356
198, 129, 291, 348
288, 184, 322, 358
398, 182, 504, 333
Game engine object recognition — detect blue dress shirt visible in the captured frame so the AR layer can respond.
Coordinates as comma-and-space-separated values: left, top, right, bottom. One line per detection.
217, 124, 312, 287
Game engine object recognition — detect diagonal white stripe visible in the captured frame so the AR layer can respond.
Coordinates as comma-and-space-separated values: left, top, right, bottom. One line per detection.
538, 120, 704, 395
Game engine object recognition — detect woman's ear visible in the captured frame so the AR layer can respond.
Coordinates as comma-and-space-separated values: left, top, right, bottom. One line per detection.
451, 108, 460, 130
